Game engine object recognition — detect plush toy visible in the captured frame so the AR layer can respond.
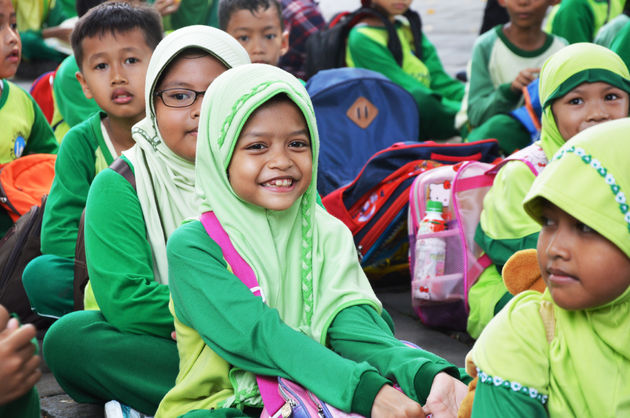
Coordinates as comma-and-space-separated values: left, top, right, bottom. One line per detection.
501, 248, 546, 295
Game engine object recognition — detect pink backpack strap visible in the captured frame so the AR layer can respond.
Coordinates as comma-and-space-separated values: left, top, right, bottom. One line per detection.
485, 144, 547, 177
199, 211, 284, 416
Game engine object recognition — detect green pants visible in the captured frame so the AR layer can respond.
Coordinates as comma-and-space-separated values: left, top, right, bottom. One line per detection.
22, 254, 75, 318
20, 30, 67, 62
466, 114, 532, 155
0, 387, 39, 417
43, 310, 179, 415
415, 90, 460, 141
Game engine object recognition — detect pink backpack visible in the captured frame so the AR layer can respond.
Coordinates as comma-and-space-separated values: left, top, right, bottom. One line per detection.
407, 144, 547, 331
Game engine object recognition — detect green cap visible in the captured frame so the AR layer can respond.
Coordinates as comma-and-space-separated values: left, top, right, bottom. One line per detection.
426, 200, 443, 213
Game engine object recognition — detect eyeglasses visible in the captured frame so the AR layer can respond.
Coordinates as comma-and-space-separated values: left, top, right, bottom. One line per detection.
155, 88, 206, 108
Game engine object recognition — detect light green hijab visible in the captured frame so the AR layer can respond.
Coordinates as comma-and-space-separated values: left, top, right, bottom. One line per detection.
125, 25, 249, 284
196, 64, 381, 343
536, 42, 630, 159
474, 119, 630, 416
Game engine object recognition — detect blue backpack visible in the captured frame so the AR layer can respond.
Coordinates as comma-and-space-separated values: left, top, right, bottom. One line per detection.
306, 67, 420, 197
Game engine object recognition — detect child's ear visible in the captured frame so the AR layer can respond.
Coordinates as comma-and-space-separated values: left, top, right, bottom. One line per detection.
75, 71, 94, 100
497, 0, 506, 7
280, 29, 289, 57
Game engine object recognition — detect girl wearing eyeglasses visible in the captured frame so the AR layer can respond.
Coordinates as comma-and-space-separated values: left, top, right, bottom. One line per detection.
42, 26, 250, 416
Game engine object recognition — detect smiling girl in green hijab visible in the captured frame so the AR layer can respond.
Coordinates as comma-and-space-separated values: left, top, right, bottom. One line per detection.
467, 43, 630, 339
158, 64, 471, 418
467, 117, 630, 417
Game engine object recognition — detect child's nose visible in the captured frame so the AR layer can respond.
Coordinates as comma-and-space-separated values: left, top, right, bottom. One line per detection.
545, 229, 571, 260
587, 101, 610, 122
111, 64, 127, 85
268, 150, 293, 169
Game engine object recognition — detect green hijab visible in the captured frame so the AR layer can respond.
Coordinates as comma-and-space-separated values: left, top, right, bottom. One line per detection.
474, 119, 630, 416
536, 43, 630, 159
196, 64, 381, 343
125, 25, 249, 284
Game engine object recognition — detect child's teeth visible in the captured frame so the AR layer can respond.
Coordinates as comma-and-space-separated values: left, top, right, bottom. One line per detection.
268, 179, 292, 187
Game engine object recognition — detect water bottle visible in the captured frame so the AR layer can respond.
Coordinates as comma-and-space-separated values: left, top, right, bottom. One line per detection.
414, 200, 446, 299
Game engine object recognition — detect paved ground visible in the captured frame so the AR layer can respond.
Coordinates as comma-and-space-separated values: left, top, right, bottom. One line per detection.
25, 1, 486, 415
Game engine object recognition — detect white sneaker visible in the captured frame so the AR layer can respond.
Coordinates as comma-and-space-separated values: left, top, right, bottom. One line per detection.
104, 400, 153, 418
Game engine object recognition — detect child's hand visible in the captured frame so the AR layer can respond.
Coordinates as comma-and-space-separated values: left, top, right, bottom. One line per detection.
372, 385, 425, 418
154, 0, 181, 17
511, 68, 539, 94
421, 372, 468, 418
0, 305, 41, 405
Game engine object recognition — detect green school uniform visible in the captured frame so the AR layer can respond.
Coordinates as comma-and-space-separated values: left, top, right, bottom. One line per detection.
457, 25, 566, 130
15, 0, 68, 62
0, 387, 40, 418
466, 43, 630, 339
0, 79, 57, 236
22, 112, 115, 318
157, 64, 468, 417
545, 0, 627, 43
470, 118, 630, 416
42, 26, 250, 415
346, 19, 464, 140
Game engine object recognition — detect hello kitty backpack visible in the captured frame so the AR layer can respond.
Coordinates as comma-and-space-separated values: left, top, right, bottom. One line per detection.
408, 144, 547, 330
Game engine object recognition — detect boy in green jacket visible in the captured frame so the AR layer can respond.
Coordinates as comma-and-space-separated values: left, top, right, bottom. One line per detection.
22, 1, 163, 319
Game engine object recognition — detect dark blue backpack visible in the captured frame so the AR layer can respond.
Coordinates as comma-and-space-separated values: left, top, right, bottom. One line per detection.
306, 68, 420, 197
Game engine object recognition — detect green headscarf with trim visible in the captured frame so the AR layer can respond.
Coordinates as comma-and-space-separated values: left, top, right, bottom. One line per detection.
474, 119, 630, 416
125, 26, 249, 284
536, 42, 630, 159
196, 64, 381, 343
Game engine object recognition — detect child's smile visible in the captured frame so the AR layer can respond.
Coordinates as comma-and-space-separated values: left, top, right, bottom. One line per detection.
228, 98, 312, 211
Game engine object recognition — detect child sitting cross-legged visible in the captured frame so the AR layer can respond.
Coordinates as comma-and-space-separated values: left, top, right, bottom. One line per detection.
156, 63, 470, 418
464, 117, 630, 417
22, 1, 163, 320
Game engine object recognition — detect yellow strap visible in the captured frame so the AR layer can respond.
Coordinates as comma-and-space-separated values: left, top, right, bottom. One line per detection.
539, 300, 555, 343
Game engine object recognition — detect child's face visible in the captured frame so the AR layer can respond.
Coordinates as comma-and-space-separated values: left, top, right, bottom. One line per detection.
154, 54, 227, 162
0, 0, 20, 79
228, 99, 312, 211
76, 28, 153, 124
371, 0, 411, 19
226, 6, 288, 65
498, 0, 558, 29
551, 81, 629, 141
537, 201, 630, 310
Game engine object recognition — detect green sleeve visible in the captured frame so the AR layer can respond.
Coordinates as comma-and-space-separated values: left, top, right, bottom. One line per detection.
23, 95, 58, 156
84, 163, 173, 338
477, 161, 541, 267
549, 1, 595, 43
471, 376, 547, 417
610, 22, 630, 71
168, 221, 389, 416
466, 32, 521, 127
327, 305, 465, 405
44, 0, 67, 27
41, 115, 100, 257
421, 35, 465, 103
347, 28, 437, 101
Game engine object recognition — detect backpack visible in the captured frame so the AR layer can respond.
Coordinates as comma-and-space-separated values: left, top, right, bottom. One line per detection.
322, 140, 501, 280
29, 70, 57, 124
73, 158, 136, 310
306, 67, 420, 196
0, 154, 56, 222
509, 78, 542, 142
408, 143, 547, 330
0, 195, 54, 329
304, 7, 422, 79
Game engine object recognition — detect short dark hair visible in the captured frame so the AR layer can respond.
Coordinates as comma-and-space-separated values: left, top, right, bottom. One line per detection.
218, 0, 283, 31
72, 1, 163, 71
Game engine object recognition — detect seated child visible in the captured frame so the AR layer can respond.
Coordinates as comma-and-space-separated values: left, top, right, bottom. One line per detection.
466, 43, 630, 339
0, 0, 58, 235
545, 0, 626, 43
346, 0, 465, 140
458, 0, 567, 153
0, 304, 41, 418
22, 1, 163, 319
42, 26, 250, 416
156, 63, 469, 418
466, 118, 630, 416
219, 0, 288, 66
